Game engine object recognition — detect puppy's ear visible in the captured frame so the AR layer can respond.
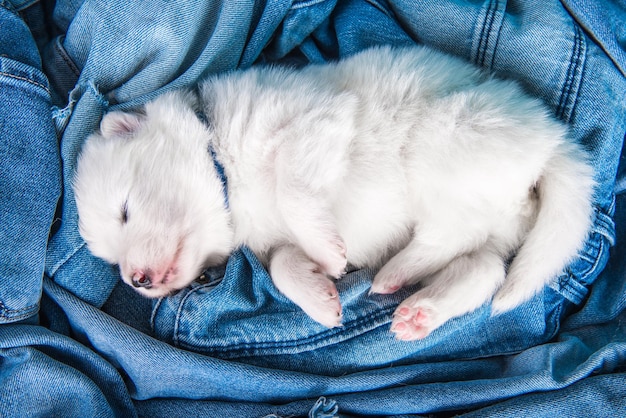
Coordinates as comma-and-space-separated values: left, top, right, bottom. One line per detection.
100, 111, 144, 138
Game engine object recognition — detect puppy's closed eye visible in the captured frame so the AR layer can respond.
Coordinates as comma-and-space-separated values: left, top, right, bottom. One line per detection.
121, 200, 129, 224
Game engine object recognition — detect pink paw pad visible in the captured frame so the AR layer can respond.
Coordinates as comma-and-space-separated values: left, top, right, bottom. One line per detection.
390, 306, 433, 341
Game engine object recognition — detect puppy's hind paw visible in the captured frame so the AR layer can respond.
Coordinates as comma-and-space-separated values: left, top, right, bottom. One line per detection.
370, 268, 406, 295
390, 305, 436, 341
490, 280, 536, 317
287, 272, 343, 328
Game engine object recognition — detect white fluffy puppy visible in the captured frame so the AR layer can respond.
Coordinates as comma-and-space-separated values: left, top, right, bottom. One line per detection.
74, 45, 595, 340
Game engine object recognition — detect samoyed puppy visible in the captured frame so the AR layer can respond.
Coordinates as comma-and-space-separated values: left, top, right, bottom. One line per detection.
73, 45, 594, 340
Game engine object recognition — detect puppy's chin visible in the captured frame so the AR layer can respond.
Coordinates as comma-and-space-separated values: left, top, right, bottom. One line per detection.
202, 252, 231, 269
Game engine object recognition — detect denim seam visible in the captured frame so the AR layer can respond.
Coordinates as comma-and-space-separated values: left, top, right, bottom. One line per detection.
559, 0, 626, 78
171, 279, 224, 346
0, 70, 50, 93
175, 306, 395, 355
476, 0, 501, 68
173, 282, 198, 347
555, 208, 613, 302
54, 36, 81, 78
48, 241, 88, 277
0, 300, 38, 321
548, 297, 564, 341
556, 24, 585, 123
555, 270, 587, 303
150, 297, 164, 332
582, 230, 607, 281
486, 6, 505, 70
596, 204, 617, 245
483, 0, 505, 70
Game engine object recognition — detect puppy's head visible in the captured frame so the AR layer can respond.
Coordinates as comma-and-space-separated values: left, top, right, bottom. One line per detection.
73, 91, 233, 297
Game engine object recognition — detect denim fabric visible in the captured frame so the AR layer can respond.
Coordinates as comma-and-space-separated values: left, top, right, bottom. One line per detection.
0, 4, 61, 324
1, 0, 625, 417
561, 0, 626, 77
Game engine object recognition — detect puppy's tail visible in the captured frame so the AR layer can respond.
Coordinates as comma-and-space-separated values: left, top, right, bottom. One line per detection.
491, 141, 595, 315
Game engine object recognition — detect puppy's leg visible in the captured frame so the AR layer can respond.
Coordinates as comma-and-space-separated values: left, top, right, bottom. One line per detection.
370, 230, 481, 294
277, 189, 347, 279
390, 247, 505, 340
269, 244, 343, 328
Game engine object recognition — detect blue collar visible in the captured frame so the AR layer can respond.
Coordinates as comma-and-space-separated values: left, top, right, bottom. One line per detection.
195, 108, 229, 208
208, 143, 229, 209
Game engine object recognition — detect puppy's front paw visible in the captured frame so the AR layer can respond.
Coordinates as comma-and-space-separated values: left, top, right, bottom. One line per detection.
302, 233, 347, 280
298, 273, 343, 328
270, 246, 343, 328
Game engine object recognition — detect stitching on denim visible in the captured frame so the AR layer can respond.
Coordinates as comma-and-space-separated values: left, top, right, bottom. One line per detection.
176, 306, 395, 355
556, 25, 585, 123
173, 281, 199, 347
555, 269, 587, 303
171, 278, 223, 346
547, 297, 564, 341
555, 27, 578, 120
54, 36, 81, 77
0, 300, 39, 320
594, 206, 616, 245
486, 4, 505, 70
581, 231, 607, 281
49, 241, 87, 276
150, 297, 164, 332
476, 0, 496, 67
557, 209, 612, 299
0, 71, 50, 93
0, 300, 38, 314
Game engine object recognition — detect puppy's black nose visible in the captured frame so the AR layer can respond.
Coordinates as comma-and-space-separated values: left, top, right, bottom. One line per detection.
132, 272, 152, 289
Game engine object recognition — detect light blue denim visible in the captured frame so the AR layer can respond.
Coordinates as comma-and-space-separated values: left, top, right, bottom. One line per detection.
1, 0, 625, 416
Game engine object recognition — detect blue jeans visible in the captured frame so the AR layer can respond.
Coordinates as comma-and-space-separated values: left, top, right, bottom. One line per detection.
1, 0, 625, 416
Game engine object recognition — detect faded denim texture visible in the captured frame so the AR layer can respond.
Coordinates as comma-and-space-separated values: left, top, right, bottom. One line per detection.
1, 0, 625, 416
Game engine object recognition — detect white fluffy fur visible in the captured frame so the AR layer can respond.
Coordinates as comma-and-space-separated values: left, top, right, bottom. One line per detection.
73, 45, 595, 340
